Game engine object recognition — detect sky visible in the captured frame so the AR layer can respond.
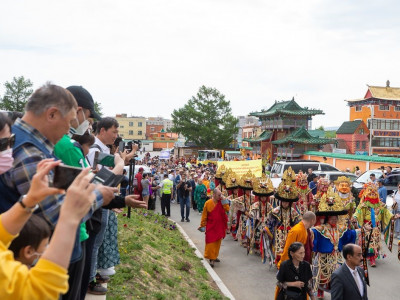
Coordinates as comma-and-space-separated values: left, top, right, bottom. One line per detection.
1, 0, 400, 129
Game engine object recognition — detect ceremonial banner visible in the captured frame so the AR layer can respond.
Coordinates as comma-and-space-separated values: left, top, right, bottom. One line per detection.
159, 150, 170, 160
217, 160, 262, 177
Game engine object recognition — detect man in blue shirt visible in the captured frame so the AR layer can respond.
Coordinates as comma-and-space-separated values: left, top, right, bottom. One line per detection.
378, 179, 387, 203
309, 174, 318, 196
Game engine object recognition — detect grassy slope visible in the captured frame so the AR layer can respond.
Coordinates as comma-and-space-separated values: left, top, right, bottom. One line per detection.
108, 209, 228, 300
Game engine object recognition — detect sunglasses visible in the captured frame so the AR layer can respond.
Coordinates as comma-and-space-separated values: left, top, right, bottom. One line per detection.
0, 134, 15, 152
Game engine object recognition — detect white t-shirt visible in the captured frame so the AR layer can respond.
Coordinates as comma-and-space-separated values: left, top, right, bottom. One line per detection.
86, 136, 110, 168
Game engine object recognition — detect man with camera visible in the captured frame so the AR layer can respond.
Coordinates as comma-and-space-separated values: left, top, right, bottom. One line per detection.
177, 173, 192, 222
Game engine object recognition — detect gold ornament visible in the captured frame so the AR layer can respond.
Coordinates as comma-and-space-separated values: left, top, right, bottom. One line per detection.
275, 168, 299, 202
238, 170, 255, 190
225, 170, 239, 189
252, 174, 274, 195
317, 187, 346, 215
215, 164, 227, 179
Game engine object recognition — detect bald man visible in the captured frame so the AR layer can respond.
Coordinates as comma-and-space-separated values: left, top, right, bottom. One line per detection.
198, 188, 230, 267
277, 211, 316, 268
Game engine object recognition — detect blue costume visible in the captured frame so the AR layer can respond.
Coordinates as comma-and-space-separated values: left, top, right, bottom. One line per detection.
312, 225, 357, 293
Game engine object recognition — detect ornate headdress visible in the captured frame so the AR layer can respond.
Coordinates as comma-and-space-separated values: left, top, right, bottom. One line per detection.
296, 171, 309, 191
274, 168, 299, 202
225, 170, 239, 190
359, 182, 380, 206
316, 187, 348, 216
317, 177, 330, 191
221, 168, 232, 185
215, 165, 227, 180
285, 166, 297, 183
334, 176, 352, 186
252, 174, 274, 196
238, 170, 255, 190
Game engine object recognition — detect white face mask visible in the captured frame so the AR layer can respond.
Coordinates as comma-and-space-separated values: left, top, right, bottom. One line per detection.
74, 110, 90, 136
0, 148, 14, 174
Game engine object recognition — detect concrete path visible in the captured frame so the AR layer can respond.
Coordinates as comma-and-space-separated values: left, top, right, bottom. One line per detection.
84, 198, 400, 300
159, 200, 400, 300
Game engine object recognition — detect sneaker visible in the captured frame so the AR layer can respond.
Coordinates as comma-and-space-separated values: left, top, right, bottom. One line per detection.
96, 273, 110, 284
181, 218, 185, 222
98, 267, 116, 276
186, 218, 190, 222
87, 281, 107, 295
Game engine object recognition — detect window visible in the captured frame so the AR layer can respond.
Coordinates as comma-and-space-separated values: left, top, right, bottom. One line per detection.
321, 165, 338, 171
129, 122, 134, 126
120, 125, 124, 128
161, 134, 165, 138
355, 105, 362, 111
151, 127, 155, 132
129, 130, 133, 135
138, 131, 142, 135
379, 105, 389, 111
359, 128, 364, 134
138, 122, 143, 127
356, 141, 360, 149
120, 134, 124, 137
395, 106, 400, 111
362, 141, 366, 149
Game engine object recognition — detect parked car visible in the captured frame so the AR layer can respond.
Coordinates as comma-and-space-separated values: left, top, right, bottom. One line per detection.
313, 171, 358, 183
270, 160, 339, 178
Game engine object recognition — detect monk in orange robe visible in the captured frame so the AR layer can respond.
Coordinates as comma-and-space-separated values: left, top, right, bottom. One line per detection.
277, 211, 316, 269
199, 188, 230, 267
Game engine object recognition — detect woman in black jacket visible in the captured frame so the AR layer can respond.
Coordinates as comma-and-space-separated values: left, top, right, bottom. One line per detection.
276, 242, 315, 300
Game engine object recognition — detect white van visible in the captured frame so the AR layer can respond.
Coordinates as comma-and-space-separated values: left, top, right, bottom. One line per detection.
270, 160, 339, 178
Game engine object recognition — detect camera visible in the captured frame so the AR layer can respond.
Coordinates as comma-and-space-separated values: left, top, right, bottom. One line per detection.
118, 140, 141, 153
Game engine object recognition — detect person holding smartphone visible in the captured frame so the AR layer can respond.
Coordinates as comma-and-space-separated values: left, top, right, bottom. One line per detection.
177, 173, 192, 222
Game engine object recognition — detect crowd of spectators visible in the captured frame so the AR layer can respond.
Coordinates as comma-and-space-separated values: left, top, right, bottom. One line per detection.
0, 82, 221, 299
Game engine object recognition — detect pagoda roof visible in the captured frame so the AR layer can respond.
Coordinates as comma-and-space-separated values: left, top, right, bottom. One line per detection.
336, 120, 363, 134
367, 85, 400, 100
249, 98, 324, 117
243, 130, 272, 143
307, 129, 325, 138
272, 126, 335, 145
346, 83, 400, 103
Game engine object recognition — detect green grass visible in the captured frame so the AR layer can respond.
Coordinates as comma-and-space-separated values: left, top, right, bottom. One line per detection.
107, 209, 229, 300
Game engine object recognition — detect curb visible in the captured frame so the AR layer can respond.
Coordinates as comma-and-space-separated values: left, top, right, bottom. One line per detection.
174, 222, 236, 300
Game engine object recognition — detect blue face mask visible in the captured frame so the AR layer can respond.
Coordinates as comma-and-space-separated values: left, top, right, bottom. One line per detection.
30, 247, 46, 268
31, 254, 40, 267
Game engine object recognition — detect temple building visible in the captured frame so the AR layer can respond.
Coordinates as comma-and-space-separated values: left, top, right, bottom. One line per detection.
345, 80, 400, 156
249, 98, 335, 163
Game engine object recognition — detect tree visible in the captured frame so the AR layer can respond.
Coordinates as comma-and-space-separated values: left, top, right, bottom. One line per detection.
171, 86, 238, 149
0, 76, 33, 112
317, 125, 325, 131
94, 101, 104, 117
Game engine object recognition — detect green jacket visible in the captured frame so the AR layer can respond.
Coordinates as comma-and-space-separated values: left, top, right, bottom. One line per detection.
54, 135, 89, 242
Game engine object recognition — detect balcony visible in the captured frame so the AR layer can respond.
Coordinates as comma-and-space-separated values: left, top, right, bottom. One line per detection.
262, 119, 307, 130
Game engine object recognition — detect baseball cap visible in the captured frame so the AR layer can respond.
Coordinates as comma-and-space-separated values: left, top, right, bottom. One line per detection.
66, 86, 101, 120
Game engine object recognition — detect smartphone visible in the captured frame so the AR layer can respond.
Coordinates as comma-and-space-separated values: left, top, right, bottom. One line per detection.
93, 151, 115, 170
118, 141, 125, 153
53, 165, 83, 190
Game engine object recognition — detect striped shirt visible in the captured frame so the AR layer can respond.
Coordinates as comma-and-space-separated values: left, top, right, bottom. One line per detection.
2, 119, 103, 226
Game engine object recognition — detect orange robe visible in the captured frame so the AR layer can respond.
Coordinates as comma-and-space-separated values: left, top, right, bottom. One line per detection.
277, 221, 308, 269
200, 199, 230, 260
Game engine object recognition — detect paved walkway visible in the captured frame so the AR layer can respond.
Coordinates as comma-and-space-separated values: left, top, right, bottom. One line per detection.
158, 200, 400, 300
85, 198, 400, 300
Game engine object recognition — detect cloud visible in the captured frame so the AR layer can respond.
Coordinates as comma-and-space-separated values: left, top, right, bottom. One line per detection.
0, 0, 400, 128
